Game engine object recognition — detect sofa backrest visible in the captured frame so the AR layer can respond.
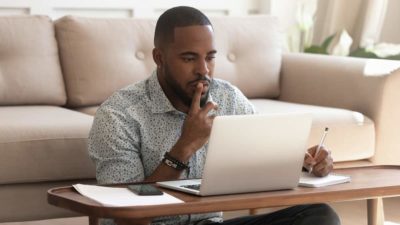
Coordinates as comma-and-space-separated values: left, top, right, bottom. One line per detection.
55, 16, 156, 107
0, 16, 67, 105
211, 16, 282, 99
55, 16, 282, 108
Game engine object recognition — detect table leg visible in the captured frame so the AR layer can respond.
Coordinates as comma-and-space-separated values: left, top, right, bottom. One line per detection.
249, 208, 259, 215
367, 198, 385, 225
89, 216, 99, 225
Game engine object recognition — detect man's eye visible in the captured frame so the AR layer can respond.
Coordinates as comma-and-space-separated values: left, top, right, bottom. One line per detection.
206, 56, 216, 61
182, 57, 195, 62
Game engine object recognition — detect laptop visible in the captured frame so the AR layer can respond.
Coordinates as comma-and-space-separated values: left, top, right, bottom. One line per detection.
157, 113, 312, 196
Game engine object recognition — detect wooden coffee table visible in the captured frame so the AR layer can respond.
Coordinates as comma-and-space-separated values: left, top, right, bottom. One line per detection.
48, 166, 400, 225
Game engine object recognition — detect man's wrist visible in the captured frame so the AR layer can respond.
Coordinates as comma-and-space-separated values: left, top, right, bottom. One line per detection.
169, 139, 197, 163
162, 152, 190, 171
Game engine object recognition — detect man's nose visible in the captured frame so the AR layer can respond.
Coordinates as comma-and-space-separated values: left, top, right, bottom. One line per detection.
196, 59, 210, 76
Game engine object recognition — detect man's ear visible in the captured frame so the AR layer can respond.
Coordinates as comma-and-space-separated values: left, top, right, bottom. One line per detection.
152, 48, 163, 68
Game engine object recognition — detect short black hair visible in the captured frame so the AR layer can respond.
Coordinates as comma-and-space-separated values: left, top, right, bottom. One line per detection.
154, 6, 212, 48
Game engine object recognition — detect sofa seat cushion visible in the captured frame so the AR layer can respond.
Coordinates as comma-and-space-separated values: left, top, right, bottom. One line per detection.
0, 16, 66, 105
250, 99, 375, 162
75, 106, 99, 116
0, 106, 94, 184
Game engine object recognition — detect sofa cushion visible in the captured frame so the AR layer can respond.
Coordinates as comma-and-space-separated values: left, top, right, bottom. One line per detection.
0, 16, 66, 105
212, 16, 282, 99
55, 16, 282, 107
55, 16, 157, 107
75, 106, 99, 116
251, 99, 375, 162
0, 106, 94, 184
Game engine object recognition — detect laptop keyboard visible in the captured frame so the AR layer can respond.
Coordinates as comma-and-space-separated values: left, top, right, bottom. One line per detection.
181, 184, 201, 190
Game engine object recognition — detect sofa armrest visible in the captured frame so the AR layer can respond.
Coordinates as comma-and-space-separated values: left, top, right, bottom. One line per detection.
279, 53, 400, 165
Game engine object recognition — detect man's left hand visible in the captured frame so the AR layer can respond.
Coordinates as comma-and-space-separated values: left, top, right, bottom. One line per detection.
303, 145, 333, 177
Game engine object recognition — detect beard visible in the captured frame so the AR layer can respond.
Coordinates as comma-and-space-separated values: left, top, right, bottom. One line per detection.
164, 64, 211, 108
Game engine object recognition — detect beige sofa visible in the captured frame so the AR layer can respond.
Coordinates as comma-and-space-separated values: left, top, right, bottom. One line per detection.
0, 15, 399, 222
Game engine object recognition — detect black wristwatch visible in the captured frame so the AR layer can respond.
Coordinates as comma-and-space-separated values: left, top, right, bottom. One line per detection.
162, 152, 189, 171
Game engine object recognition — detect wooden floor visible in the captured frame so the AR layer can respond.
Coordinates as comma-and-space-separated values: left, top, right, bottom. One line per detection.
2, 197, 400, 225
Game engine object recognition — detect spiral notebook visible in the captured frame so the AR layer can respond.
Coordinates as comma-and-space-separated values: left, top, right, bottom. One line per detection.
299, 172, 351, 187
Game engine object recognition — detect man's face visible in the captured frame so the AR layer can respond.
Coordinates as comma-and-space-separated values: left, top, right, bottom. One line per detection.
157, 25, 216, 109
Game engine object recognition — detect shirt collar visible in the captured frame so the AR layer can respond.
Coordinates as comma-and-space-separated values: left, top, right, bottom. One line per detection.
148, 70, 214, 114
148, 70, 176, 113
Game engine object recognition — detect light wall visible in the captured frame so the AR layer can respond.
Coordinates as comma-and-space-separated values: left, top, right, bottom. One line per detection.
1, 0, 398, 45
0, 0, 263, 18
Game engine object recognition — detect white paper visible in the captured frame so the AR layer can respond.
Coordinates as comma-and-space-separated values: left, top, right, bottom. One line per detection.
299, 172, 351, 187
73, 184, 183, 207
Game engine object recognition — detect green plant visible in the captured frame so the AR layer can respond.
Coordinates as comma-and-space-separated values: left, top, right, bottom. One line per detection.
305, 32, 400, 60
304, 34, 335, 54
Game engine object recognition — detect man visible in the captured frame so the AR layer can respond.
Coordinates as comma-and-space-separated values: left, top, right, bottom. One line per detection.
89, 6, 340, 225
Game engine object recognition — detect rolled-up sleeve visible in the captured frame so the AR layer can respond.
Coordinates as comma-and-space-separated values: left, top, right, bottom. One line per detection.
88, 106, 144, 184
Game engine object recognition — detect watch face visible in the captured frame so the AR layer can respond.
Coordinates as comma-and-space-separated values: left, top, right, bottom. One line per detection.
163, 153, 188, 170
165, 159, 177, 168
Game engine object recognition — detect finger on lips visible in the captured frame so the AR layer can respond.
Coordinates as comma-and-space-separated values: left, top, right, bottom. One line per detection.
194, 83, 203, 100
190, 83, 203, 112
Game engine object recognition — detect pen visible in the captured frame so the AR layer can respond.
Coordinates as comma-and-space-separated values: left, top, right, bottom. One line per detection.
309, 127, 329, 174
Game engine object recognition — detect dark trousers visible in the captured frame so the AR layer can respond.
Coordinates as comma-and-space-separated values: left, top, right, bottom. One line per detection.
211, 204, 340, 225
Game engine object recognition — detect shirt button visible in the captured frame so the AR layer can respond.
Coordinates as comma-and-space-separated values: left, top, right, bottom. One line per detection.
227, 53, 236, 62
135, 51, 145, 60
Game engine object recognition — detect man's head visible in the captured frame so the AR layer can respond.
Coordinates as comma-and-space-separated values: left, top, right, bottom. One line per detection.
153, 6, 217, 112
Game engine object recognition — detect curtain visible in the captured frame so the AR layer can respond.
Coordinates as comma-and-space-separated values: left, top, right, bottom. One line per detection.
312, 0, 388, 48
261, 0, 391, 49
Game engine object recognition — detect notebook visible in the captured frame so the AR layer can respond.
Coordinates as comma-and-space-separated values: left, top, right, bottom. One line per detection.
299, 172, 351, 187
157, 113, 312, 196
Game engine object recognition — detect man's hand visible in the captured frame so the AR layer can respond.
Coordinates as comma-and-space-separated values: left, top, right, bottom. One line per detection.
145, 83, 217, 182
172, 83, 218, 161
303, 145, 333, 177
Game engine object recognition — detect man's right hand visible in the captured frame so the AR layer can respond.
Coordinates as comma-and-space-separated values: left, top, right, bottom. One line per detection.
145, 83, 217, 182
172, 82, 218, 162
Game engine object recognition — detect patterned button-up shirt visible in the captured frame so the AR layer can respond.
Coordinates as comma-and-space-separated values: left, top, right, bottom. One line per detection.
88, 71, 255, 225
